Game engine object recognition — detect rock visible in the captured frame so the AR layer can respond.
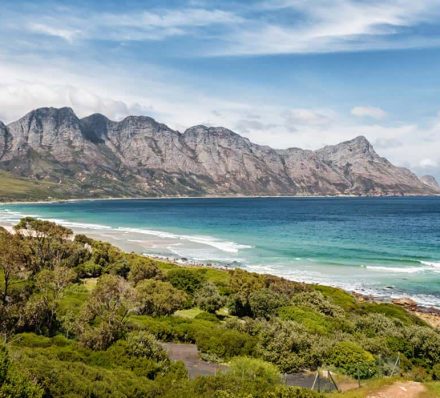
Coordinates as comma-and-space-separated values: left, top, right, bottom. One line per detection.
420, 175, 440, 190
392, 297, 418, 310
0, 107, 438, 198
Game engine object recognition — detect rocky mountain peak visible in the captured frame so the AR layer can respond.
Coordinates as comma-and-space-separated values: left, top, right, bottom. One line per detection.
420, 175, 440, 189
0, 107, 438, 197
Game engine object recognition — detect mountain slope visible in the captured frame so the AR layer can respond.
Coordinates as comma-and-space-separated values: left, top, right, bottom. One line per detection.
0, 107, 438, 199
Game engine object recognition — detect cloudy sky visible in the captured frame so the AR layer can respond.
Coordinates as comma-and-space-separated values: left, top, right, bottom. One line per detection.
1, 0, 440, 179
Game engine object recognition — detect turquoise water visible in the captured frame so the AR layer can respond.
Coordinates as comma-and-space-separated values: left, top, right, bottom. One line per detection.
1, 197, 440, 307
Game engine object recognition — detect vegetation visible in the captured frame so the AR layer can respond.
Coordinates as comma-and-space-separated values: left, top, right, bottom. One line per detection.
0, 217, 439, 397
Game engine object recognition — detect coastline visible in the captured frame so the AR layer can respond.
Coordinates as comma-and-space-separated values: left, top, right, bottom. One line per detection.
1, 192, 439, 205
2, 218, 440, 328
2, 198, 440, 324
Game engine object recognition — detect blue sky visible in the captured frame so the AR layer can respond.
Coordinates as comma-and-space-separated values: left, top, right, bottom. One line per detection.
1, 0, 440, 178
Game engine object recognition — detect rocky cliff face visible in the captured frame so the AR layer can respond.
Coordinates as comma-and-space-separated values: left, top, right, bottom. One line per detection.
0, 107, 438, 198
420, 175, 440, 190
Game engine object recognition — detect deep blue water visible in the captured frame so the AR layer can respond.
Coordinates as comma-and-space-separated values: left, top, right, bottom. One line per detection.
1, 197, 440, 307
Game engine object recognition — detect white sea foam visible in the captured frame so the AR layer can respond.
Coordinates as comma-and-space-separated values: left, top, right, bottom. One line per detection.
0, 209, 252, 255
366, 265, 428, 274
366, 262, 440, 274
420, 261, 440, 268
116, 226, 252, 253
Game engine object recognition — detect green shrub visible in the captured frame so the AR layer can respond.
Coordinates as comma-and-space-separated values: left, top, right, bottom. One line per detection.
124, 331, 168, 362
328, 341, 377, 379
135, 280, 188, 316
361, 303, 423, 326
128, 257, 163, 284
311, 285, 358, 311
228, 357, 281, 385
291, 291, 343, 317
277, 306, 333, 334
167, 269, 206, 295
249, 289, 289, 319
256, 319, 317, 372
75, 260, 103, 278
195, 328, 257, 360
264, 385, 324, 397
404, 325, 440, 366
194, 311, 220, 323
0, 344, 9, 384
432, 363, 440, 380
195, 283, 225, 313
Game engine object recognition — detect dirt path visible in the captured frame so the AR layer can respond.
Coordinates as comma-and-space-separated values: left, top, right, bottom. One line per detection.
367, 381, 426, 398
161, 342, 227, 378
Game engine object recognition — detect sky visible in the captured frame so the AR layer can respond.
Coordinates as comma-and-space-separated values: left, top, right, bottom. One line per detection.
1, 0, 440, 179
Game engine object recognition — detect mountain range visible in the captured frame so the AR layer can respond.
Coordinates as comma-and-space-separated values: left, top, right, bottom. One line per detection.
0, 107, 438, 199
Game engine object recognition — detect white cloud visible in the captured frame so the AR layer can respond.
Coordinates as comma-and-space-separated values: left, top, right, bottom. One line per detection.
216, 0, 440, 55
6, 1, 440, 55
283, 108, 333, 127
420, 158, 438, 168
28, 23, 81, 42
351, 106, 387, 119
21, 8, 243, 43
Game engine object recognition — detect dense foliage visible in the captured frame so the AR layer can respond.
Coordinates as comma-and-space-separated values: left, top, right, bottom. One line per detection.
0, 218, 439, 397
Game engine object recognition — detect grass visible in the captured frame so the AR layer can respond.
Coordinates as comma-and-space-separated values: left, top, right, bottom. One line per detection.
82, 277, 98, 291
174, 308, 204, 319
360, 302, 426, 326
0, 171, 58, 201
312, 285, 358, 311
421, 382, 440, 398
328, 377, 401, 397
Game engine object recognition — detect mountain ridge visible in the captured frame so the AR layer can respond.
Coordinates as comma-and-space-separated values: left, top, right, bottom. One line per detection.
0, 106, 438, 199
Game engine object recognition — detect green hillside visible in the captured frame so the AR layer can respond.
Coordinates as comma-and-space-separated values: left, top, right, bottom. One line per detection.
0, 217, 439, 397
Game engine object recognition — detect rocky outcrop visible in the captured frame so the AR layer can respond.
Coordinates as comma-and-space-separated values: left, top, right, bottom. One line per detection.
0, 107, 438, 198
420, 175, 440, 190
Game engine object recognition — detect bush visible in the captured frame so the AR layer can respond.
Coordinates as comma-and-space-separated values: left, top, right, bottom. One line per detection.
256, 320, 313, 373
194, 311, 220, 323
195, 328, 257, 361
277, 306, 333, 335
361, 303, 423, 326
432, 363, 440, 380
228, 357, 281, 385
328, 341, 377, 379
135, 280, 188, 316
167, 269, 206, 295
125, 331, 168, 362
292, 291, 343, 317
195, 283, 225, 313
404, 325, 440, 366
128, 257, 163, 284
0, 344, 9, 384
264, 385, 324, 398
249, 289, 289, 319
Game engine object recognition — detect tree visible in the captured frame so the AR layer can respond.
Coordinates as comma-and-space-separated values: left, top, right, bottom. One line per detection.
135, 279, 187, 316
0, 230, 27, 305
77, 275, 134, 349
195, 282, 225, 313
328, 341, 377, 379
0, 344, 43, 397
14, 217, 73, 272
127, 256, 163, 284
125, 331, 168, 362
21, 266, 76, 334
228, 269, 265, 317
248, 288, 289, 319
167, 269, 206, 295
228, 357, 281, 386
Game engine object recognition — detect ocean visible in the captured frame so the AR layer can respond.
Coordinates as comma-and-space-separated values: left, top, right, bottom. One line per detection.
1, 196, 439, 308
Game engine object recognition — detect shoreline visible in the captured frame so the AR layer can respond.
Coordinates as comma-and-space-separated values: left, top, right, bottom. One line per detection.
1, 204, 440, 326
148, 253, 440, 327
1, 193, 440, 205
